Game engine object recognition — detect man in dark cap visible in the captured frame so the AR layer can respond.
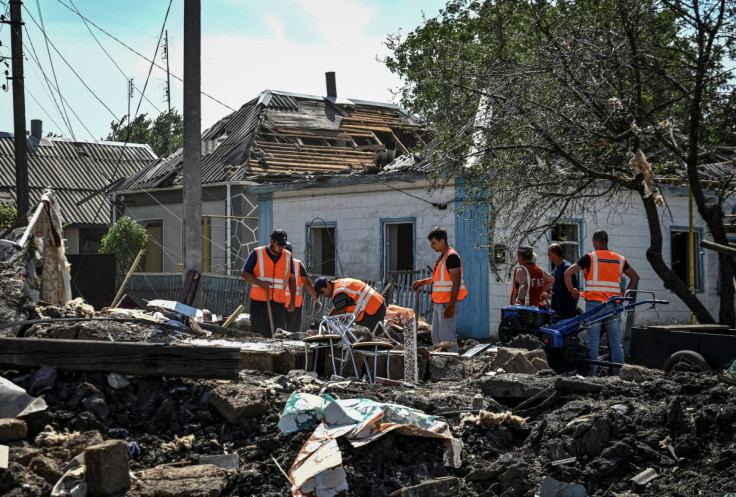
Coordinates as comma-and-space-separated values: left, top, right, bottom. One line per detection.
313, 276, 386, 332
241, 229, 296, 337
510, 245, 554, 307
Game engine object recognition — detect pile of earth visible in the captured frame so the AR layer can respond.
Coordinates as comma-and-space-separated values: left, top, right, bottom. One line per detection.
2, 363, 735, 497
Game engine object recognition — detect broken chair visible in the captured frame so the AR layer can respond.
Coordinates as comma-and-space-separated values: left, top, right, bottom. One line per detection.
325, 314, 393, 384
302, 313, 355, 377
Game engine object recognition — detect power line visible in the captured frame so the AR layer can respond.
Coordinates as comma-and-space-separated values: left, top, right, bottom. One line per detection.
22, 4, 122, 122
55, 0, 237, 113
22, 25, 74, 137
67, 0, 163, 114
88, 0, 173, 227
22, 30, 99, 142
34, 0, 75, 138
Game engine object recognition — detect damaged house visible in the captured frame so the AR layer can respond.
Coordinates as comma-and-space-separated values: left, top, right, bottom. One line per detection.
115, 77, 733, 339
0, 120, 157, 253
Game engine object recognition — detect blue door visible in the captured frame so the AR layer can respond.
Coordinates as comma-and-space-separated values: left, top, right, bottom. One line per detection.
454, 184, 490, 338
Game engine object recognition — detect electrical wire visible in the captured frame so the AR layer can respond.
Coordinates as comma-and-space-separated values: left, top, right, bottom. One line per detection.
35, 0, 75, 138
54, 0, 237, 113
22, 4, 122, 122
67, 0, 163, 114
88, 0, 173, 227
22, 29, 100, 142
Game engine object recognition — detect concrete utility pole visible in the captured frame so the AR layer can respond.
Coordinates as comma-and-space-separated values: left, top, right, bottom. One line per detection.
127, 78, 133, 125
9, 0, 29, 218
182, 0, 202, 274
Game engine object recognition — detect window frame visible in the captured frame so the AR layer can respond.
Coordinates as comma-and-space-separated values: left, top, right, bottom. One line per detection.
669, 225, 705, 293
305, 221, 337, 276
380, 217, 416, 280
547, 218, 584, 272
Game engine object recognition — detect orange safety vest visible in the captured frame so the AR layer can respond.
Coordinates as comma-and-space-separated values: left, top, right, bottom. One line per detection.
431, 248, 468, 304
510, 262, 545, 306
284, 259, 304, 308
332, 278, 383, 321
582, 250, 625, 302
250, 246, 292, 304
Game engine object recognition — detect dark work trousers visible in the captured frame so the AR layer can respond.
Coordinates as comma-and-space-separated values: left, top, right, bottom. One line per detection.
285, 306, 303, 332
250, 299, 286, 338
356, 303, 387, 334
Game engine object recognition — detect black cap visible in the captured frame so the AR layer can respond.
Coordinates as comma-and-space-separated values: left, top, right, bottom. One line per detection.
517, 245, 533, 257
270, 229, 288, 247
313, 277, 328, 294
285, 242, 293, 252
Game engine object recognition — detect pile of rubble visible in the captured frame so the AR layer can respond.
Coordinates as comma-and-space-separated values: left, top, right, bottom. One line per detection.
2, 350, 736, 496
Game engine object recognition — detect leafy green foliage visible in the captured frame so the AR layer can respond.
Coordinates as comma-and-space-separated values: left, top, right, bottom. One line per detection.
99, 217, 149, 278
105, 109, 183, 158
387, 0, 736, 323
0, 204, 18, 227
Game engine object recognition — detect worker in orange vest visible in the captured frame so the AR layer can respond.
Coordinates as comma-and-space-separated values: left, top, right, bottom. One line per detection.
565, 230, 639, 376
313, 277, 386, 332
283, 243, 321, 332
241, 229, 296, 337
412, 226, 467, 353
510, 245, 554, 306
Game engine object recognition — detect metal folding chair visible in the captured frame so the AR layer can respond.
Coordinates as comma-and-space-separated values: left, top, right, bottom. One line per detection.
302, 314, 351, 376
323, 314, 393, 384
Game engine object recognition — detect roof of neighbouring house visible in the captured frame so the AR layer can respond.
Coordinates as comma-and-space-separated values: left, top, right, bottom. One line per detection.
0, 134, 157, 225
117, 89, 426, 191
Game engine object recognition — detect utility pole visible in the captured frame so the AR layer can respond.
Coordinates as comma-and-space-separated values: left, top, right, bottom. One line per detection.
9, 0, 29, 218
127, 78, 133, 125
164, 29, 172, 155
182, 0, 202, 275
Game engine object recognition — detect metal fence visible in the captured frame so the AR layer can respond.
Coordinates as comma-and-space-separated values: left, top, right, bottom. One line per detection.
126, 269, 434, 330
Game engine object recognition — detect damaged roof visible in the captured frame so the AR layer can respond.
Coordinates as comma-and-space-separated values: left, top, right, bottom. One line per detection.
118, 90, 426, 191
0, 135, 157, 225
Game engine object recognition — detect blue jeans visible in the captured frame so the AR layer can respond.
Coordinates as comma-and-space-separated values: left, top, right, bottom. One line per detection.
586, 300, 624, 376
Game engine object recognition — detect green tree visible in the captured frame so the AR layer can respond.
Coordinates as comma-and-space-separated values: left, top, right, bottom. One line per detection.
0, 204, 18, 227
99, 217, 149, 280
386, 0, 736, 324
105, 109, 183, 158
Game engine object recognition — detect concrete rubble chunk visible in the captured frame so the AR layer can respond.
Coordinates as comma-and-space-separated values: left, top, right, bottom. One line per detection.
429, 355, 464, 382
137, 464, 230, 497
400, 477, 460, 496
85, 439, 130, 496
479, 374, 555, 399
619, 364, 664, 383
501, 354, 538, 374
537, 476, 587, 496
209, 383, 270, 423
530, 356, 550, 371
0, 418, 28, 442
29, 455, 63, 484
198, 453, 239, 470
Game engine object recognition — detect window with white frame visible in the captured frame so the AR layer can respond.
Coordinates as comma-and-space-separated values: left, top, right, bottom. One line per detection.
308, 226, 336, 276
550, 222, 582, 266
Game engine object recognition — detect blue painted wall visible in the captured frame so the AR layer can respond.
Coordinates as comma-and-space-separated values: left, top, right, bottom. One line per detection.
258, 193, 273, 246
454, 184, 490, 338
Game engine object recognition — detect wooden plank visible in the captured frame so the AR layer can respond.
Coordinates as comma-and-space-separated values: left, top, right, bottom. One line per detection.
0, 337, 241, 379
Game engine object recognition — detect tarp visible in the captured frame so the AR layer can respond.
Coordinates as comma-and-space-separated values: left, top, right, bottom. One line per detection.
279, 392, 457, 497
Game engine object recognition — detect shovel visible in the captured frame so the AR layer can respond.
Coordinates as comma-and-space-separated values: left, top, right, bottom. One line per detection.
266, 297, 275, 337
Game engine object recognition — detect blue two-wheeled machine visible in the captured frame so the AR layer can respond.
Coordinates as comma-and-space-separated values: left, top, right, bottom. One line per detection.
498, 291, 668, 372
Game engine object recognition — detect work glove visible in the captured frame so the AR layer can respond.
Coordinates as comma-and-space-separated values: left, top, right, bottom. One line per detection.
315, 300, 322, 313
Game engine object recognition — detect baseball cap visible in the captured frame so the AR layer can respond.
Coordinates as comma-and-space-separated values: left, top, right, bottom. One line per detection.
313, 277, 328, 294
270, 229, 288, 247
517, 245, 533, 257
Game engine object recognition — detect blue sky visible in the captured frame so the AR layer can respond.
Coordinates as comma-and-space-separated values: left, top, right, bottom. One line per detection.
0, 0, 447, 143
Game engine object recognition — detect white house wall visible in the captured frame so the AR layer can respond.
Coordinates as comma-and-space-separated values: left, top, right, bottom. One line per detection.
271, 180, 457, 282
490, 188, 723, 334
